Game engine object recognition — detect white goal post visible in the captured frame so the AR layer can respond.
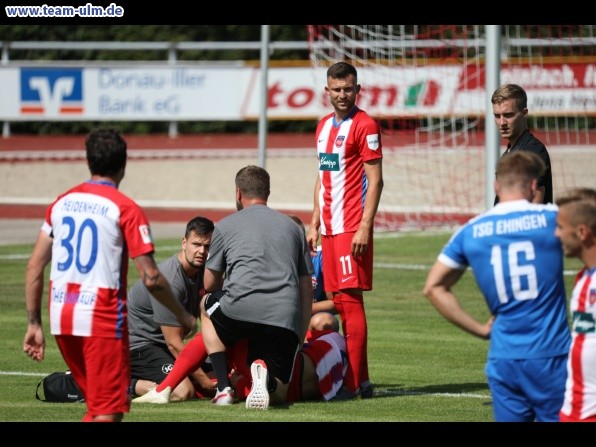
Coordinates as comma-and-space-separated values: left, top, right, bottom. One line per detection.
307, 25, 596, 231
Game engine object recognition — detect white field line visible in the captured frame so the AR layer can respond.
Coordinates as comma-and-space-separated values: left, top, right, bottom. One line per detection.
0, 371, 48, 377
375, 389, 491, 399
0, 370, 491, 399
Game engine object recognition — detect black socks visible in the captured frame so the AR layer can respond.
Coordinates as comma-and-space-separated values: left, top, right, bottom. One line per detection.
209, 351, 231, 392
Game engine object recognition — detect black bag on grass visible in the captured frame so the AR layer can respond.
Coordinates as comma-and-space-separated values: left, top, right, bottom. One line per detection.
35, 371, 84, 403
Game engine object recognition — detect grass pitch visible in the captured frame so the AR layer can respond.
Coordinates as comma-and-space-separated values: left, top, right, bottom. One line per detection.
0, 230, 581, 423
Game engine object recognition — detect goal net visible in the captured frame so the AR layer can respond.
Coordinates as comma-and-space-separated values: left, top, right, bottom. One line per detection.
307, 25, 596, 231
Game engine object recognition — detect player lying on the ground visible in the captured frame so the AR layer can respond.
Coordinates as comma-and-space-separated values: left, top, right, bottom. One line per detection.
132, 328, 347, 404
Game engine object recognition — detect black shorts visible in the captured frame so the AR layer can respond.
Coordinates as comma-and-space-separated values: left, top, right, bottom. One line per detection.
204, 291, 300, 384
130, 343, 174, 383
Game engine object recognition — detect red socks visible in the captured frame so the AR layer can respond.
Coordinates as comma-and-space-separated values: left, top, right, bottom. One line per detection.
156, 332, 208, 393
333, 292, 369, 393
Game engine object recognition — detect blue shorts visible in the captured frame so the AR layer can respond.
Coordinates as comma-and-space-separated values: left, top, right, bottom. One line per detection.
485, 354, 568, 422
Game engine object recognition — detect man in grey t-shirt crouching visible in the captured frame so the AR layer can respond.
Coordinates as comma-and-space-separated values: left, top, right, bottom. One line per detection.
200, 165, 313, 409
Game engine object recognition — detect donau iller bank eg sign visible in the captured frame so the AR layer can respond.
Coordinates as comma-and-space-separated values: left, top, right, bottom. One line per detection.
0, 63, 594, 121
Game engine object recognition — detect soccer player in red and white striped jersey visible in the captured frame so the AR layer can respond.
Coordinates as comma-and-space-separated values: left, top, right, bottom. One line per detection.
23, 128, 196, 422
556, 187, 596, 422
307, 61, 383, 399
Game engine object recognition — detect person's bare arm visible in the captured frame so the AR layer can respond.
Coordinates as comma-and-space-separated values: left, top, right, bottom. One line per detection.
189, 368, 216, 397
204, 268, 224, 292
312, 297, 336, 315
307, 175, 321, 253
161, 325, 186, 357
352, 159, 383, 257
422, 260, 493, 340
133, 254, 196, 337
23, 230, 53, 362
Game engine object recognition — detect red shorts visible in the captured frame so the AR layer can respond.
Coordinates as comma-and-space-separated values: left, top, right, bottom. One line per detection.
321, 232, 373, 292
55, 334, 130, 417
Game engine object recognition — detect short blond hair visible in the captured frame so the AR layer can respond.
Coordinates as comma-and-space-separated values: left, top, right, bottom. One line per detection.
496, 151, 545, 190
556, 187, 596, 231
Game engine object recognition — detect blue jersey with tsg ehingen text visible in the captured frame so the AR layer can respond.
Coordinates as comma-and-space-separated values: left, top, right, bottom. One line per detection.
438, 199, 571, 360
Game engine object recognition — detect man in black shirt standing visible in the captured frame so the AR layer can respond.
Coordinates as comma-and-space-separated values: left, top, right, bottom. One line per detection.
491, 83, 553, 204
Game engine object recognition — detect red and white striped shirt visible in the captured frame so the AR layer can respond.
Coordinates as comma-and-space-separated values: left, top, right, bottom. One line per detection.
44, 181, 154, 339
315, 107, 383, 235
560, 267, 596, 421
302, 330, 347, 401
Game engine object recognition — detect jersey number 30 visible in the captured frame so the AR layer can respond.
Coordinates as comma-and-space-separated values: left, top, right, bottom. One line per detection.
57, 216, 99, 274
